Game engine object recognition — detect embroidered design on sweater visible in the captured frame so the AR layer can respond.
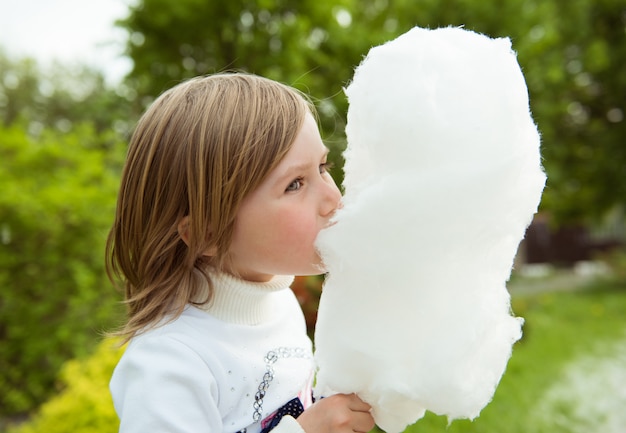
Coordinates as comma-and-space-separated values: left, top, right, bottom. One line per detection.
252, 347, 310, 422
236, 347, 311, 433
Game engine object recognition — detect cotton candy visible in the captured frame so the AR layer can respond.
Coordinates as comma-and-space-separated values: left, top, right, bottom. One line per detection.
314, 26, 546, 433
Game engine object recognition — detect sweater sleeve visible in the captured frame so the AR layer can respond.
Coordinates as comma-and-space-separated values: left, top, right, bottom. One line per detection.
110, 335, 222, 433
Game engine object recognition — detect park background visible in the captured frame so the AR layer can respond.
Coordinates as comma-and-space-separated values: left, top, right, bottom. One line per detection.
1, 0, 625, 432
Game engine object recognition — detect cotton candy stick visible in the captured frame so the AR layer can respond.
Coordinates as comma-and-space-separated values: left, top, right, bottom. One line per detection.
314, 26, 546, 433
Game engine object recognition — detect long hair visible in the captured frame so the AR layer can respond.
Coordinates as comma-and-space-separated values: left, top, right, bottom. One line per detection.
106, 73, 314, 341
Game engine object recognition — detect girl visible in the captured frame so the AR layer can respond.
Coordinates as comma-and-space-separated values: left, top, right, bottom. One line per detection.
106, 73, 375, 433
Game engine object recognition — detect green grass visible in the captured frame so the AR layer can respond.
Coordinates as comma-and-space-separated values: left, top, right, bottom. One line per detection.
398, 278, 626, 433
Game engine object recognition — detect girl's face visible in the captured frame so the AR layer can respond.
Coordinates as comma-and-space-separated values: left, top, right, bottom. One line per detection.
225, 113, 342, 282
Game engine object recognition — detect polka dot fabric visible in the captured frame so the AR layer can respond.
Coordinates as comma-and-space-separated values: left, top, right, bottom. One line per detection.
260, 397, 304, 433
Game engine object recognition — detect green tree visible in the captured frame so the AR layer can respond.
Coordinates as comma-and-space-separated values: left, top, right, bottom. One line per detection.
0, 122, 126, 416
518, 0, 626, 224
0, 50, 135, 136
0, 52, 138, 418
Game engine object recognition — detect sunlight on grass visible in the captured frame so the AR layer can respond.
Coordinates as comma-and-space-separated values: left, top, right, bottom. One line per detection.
531, 336, 626, 432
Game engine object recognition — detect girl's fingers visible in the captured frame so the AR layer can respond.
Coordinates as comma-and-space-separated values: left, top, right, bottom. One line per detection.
346, 393, 372, 412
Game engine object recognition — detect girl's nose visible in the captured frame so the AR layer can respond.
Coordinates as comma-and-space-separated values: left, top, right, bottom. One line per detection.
320, 178, 342, 217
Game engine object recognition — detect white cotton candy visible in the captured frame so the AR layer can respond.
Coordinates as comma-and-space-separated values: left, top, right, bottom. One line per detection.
314, 26, 546, 433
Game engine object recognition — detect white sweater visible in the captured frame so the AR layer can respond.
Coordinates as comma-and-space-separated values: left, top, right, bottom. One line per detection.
110, 272, 314, 433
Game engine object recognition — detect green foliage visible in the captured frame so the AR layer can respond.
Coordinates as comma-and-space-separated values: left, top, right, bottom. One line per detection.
0, 123, 126, 416
7, 339, 123, 433
513, 0, 626, 224
0, 50, 135, 135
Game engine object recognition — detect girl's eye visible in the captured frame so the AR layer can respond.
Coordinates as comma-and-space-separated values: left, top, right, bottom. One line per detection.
285, 162, 334, 193
286, 177, 303, 192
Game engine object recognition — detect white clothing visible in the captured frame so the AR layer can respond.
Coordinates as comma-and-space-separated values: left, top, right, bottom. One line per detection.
110, 272, 314, 433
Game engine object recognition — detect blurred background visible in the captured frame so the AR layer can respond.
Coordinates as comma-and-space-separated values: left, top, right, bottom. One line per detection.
0, 0, 624, 432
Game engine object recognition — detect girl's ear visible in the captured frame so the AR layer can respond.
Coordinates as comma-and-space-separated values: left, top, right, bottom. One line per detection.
177, 216, 218, 257
177, 216, 192, 246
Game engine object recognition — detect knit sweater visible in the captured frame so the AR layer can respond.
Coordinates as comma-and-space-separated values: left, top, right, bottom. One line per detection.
110, 272, 314, 433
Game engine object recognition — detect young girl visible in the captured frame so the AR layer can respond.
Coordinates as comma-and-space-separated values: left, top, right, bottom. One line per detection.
106, 73, 375, 433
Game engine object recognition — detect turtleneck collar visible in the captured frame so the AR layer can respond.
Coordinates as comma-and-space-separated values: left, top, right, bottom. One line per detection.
197, 271, 295, 325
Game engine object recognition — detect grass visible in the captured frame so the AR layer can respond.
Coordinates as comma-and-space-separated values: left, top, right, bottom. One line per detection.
397, 276, 626, 433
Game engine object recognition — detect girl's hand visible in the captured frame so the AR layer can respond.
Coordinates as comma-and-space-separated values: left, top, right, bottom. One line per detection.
296, 393, 375, 433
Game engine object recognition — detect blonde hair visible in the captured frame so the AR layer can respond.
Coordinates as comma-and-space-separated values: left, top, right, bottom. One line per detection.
106, 73, 314, 341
